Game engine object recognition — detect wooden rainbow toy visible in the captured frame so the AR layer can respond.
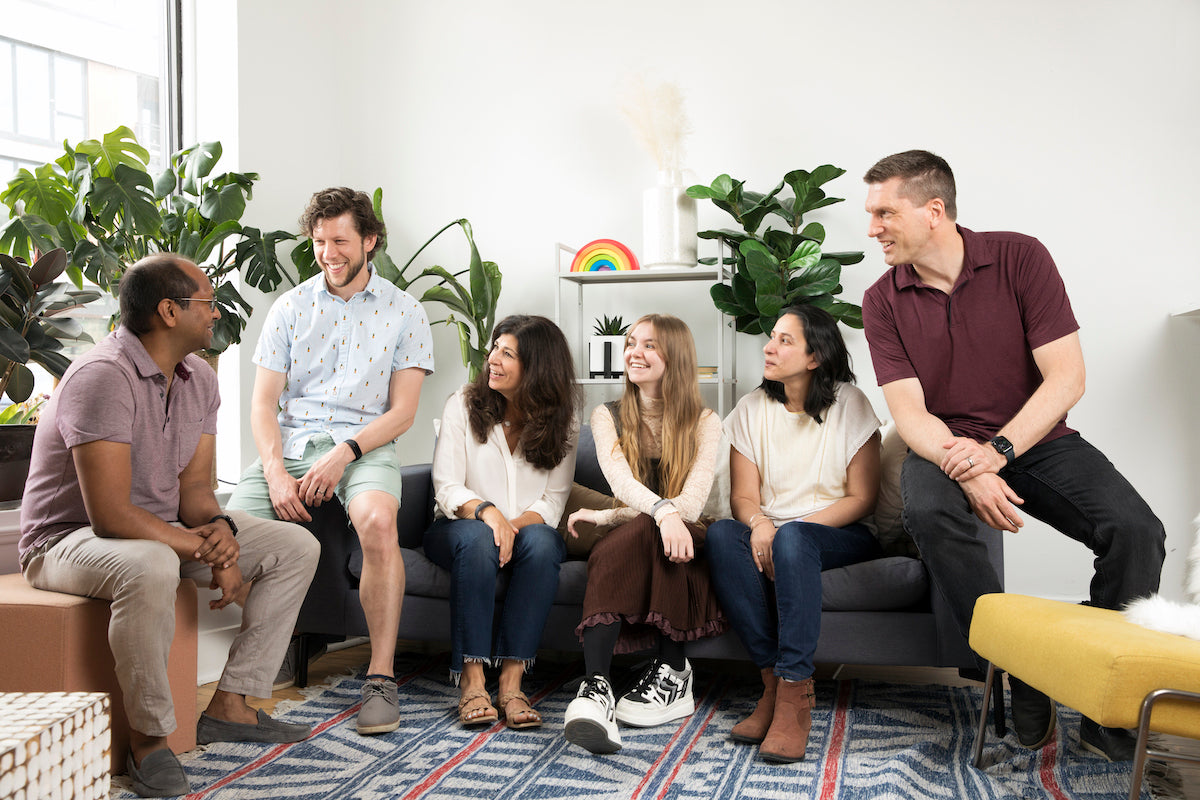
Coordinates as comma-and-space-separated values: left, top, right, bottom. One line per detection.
570, 239, 640, 272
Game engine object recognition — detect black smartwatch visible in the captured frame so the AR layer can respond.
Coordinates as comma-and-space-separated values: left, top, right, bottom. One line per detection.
989, 435, 1015, 466
209, 514, 238, 537
474, 501, 495, 520
345, 438, 363, 461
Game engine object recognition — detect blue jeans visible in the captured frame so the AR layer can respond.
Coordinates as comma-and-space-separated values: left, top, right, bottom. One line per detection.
902, 432, 1165, 646
423, 516, 565, 676
707, 518, 881, 681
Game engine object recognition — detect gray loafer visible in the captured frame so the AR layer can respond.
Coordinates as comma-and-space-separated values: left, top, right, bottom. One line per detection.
126, 748, 189, 797
356, 676, 400, 735
197, 708, 312, 744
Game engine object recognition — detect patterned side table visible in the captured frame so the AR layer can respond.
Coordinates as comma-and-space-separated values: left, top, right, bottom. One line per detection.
0, 693, 110, 800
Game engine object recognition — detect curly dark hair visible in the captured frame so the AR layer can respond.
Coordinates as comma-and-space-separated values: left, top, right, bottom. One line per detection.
760, 305, 855, 423
298, 187, 386, 257
464, 315, 582, 471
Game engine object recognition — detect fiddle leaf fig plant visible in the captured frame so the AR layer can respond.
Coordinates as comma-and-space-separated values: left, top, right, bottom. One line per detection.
687, 166, 865, 334
0, 126, 298, 353
291, 189, 502, 382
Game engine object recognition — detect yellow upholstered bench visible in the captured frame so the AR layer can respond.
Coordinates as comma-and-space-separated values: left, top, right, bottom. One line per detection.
0, 572, 198, 774
969, 593, 1200, 800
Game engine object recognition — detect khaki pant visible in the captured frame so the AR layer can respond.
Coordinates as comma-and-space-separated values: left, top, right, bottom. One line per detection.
24, 511, 319, 737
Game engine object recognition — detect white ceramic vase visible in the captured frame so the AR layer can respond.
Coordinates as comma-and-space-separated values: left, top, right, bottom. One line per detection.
642, 169, 697, 269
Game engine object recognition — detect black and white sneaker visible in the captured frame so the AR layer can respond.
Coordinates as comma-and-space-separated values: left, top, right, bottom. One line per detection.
615, 658, 695, 727
564, 674, 622, 753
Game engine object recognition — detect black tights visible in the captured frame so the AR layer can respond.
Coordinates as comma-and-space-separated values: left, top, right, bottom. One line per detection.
582, 621, 687, 679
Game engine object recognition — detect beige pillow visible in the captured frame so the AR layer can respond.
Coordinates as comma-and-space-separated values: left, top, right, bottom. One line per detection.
872, 422, 919, 557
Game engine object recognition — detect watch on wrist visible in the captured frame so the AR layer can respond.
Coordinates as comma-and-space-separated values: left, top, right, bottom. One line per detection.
209, 514, 238, 537
345, 438, 363, 461
474, 501, 495, 521
989, 435, 1015, 465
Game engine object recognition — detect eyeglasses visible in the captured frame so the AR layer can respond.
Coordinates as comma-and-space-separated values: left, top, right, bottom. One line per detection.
173, 297, 218, 308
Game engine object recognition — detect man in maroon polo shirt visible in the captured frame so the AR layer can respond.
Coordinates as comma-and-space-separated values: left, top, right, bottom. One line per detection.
860, 150, 1164, 762
19, 255, 320, 797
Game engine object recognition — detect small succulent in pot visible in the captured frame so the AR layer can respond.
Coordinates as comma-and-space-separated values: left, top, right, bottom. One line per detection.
592, 315, 630, 337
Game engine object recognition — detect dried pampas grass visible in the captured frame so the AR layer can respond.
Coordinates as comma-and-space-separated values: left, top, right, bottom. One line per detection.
618, 76, 692, 173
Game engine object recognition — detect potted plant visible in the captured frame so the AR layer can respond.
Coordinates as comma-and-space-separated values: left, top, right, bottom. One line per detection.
0, 248, 101, 502
687, 167, 865, 334
0, 126, 297, 354
292, 189, 502, 382
589, 315, 629, 379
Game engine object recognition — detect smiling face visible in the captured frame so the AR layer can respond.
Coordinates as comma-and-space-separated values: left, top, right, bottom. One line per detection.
177, 261, 220, 351
486, 333, 523, 399
624, 321, 666, 396
762, 312, 817, 384
864, 177, 936, 267
312, 213, 375, 298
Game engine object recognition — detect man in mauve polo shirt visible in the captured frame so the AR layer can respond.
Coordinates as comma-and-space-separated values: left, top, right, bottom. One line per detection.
19, 255, 319, 797
860, 150, 1164, 762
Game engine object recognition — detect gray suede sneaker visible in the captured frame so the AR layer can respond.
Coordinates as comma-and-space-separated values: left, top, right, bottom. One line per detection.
357, 676, 400, 735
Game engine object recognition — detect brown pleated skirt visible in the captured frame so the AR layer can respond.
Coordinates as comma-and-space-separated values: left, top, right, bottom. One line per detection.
575, 513, 727, 654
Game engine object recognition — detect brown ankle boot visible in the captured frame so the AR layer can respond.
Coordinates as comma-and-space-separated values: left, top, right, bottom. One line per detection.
731, 668, 778, 744
758, 677, 815, 763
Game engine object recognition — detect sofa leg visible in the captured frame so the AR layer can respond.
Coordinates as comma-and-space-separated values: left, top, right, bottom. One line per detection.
296, 635, 312, 689
972, 662, 996, 768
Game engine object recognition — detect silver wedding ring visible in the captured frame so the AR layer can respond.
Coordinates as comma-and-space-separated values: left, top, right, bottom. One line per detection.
755, 551, 763, 556
967, 457, 974, 468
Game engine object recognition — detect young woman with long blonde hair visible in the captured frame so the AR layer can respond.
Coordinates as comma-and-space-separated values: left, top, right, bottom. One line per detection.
562, 314, 726, 754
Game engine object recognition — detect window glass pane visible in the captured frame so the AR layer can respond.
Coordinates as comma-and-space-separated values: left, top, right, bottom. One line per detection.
0, 42, 12, 133
14, 45, 50, 140
53, 53, 84, 117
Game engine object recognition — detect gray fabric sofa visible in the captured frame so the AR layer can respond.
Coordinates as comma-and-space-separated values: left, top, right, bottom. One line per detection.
290, 426, 1003, 686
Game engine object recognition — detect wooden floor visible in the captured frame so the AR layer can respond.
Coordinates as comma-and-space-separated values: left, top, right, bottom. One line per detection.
197, 643, 1198, 799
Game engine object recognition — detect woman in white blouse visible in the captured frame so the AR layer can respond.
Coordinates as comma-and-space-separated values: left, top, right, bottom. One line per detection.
426, 315, 581, 729
707, 305, 882, 763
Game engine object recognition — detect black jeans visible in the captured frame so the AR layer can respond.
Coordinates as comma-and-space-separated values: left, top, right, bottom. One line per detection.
901, 433, 1165, 645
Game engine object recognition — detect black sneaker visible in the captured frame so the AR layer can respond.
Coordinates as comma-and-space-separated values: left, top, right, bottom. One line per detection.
564, 674, 622, 753
1079, 716, 1137, 761
615, 659, 695, 727
1009, 675, 1056, 748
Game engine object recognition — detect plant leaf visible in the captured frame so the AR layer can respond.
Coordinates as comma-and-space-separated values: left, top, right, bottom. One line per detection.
174, 141, 223, 196
74, 126, 150, 179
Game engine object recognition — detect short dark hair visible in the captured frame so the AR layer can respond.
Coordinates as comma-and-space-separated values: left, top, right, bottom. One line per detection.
119, 254, 198, 335
760, 305, 855, 423
863, 150, 957, 220
465, 315, 582, 471
299, 187, 386, 257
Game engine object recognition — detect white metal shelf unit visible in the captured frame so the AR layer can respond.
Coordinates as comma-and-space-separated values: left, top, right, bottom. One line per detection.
553, 243, 736, 416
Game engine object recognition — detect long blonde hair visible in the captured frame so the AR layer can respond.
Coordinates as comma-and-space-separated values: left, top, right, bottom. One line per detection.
616, 314, 704, 498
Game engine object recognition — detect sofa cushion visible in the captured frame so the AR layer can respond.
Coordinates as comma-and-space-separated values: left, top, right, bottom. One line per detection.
820, 556, 928, 611
871, 423, 920, 558
382, 548, 927, 612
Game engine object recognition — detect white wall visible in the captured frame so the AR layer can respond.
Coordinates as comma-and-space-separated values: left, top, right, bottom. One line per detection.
222, 0, 1200, 602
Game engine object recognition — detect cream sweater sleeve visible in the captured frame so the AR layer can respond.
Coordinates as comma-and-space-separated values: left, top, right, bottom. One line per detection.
591, 405, 722, 526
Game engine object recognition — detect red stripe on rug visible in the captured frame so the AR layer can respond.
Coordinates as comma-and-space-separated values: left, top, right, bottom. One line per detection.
651, 681, 729, 800
1038, 737, 1072, 800
187, 655, 441, 800
401, 661, 578, 800
818, 680, 853, 800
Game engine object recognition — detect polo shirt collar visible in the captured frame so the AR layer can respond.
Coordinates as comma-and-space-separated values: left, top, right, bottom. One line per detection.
894, 225, 993, 290
114, 326, 194, 382
315, 263, 381, 300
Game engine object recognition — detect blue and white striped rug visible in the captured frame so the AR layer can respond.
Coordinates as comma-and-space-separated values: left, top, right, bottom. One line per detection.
115, 653, 1149, 799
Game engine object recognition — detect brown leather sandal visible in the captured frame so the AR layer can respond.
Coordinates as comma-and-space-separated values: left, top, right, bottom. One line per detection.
458, 690, 498, 726
498, 691, 542, 730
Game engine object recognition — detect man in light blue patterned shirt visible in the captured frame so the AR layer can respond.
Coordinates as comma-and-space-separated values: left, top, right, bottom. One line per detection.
229, 187, 434, 735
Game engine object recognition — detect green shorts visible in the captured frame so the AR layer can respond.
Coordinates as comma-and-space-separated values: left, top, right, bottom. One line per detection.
227, 433, 403, 519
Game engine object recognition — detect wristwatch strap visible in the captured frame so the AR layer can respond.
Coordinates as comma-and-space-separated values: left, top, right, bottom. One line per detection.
209, 513, 238, 537
474, 501, 495, 521
345, 438, 363, 460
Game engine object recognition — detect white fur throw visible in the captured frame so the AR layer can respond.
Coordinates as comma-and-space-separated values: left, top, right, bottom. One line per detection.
1122, 513, 1200, 640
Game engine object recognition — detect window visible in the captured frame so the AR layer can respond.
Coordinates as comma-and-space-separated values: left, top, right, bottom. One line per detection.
0, 0, 180, 183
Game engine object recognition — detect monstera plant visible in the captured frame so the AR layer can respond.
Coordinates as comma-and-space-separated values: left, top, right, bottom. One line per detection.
687, 166, 864, 334
292, 189, 502, 382
0, 126, 297, 353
